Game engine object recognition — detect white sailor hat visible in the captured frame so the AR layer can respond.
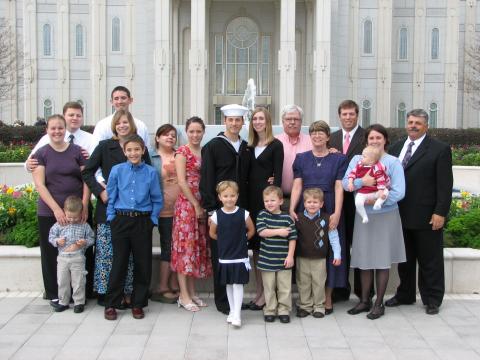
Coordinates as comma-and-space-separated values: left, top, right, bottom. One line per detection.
220, 104, 249, 117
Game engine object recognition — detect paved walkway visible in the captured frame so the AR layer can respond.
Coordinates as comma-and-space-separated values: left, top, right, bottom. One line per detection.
0, 292, 479, 360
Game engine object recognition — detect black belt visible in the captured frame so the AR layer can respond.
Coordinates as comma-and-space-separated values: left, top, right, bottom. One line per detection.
116, 210, 151, 217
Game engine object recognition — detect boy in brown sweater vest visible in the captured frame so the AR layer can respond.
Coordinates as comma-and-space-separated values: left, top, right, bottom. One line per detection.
295, 188, 342, 318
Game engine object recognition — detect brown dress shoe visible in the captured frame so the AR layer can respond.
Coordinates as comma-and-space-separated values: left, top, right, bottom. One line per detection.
132, 307, 145, 319
104, 307, 117, 320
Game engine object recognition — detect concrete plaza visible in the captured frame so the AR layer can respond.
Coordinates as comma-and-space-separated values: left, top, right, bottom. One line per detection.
0, 292, 479, 360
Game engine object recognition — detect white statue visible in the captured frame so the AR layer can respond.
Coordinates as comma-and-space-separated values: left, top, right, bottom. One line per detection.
242, 78, 256, 125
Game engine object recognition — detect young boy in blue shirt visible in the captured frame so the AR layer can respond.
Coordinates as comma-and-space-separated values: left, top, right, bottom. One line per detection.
104, 134, 163, 320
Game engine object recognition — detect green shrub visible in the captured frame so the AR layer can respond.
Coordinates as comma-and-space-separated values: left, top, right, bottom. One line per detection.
0, 145, 32, 162
445, 208, 480, 249
0, 185, 39, 247
452, 145, 480, 166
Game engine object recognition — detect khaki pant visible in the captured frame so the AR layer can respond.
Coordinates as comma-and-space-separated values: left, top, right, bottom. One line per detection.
296, 257, 327, 313
57, 253, 87, 306
261, 269, 292, 316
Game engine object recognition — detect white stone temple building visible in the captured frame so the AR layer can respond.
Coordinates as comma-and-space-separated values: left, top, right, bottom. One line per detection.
0, 0, 479, 131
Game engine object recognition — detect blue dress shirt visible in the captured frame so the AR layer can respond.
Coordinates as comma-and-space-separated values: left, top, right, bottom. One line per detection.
106, 161, 163, 225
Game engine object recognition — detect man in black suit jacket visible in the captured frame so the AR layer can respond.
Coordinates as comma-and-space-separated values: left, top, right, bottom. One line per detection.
386, 109, 453, 315
329, 100, 366, 300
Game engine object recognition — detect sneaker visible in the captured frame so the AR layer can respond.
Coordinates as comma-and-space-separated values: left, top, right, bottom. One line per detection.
73, 305, 84, 313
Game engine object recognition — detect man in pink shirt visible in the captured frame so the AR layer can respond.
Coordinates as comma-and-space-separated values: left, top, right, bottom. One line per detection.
275, 104, 312, 201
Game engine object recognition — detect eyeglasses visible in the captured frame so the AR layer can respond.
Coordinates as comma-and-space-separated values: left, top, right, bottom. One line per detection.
283, 117, 301, 123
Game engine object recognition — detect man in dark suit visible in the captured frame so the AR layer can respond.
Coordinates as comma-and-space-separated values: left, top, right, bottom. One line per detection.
386, 108, 453, 315
329, 100, 365, 300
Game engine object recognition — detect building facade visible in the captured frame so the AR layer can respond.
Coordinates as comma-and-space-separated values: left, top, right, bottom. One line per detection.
1, 0, 479, 130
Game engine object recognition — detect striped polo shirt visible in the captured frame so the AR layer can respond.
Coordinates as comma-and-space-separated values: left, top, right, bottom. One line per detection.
256, 210, 297, 271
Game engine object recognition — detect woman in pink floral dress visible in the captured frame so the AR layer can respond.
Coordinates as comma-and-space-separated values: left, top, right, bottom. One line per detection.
171, 116, 212, 312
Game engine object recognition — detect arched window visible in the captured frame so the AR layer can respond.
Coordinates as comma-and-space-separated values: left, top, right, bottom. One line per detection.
398, 27, 408, 60
225, 17, 259, 95
362, 100, 371, 127
112, 17, 120, 52
43, 24, 52, 56
431, 28, 439, 60
363, 20, 373, 54
429, 102, 438, 128
43, 99, 53, 119
75, 24, 84, 57
397, 102, 406, 128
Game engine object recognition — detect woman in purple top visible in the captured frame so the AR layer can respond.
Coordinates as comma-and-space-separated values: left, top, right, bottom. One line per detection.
32, 114, 90, 301
289, 120, 348, 315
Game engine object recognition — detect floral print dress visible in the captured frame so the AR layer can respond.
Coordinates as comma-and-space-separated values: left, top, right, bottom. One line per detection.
171, 145, 212, 278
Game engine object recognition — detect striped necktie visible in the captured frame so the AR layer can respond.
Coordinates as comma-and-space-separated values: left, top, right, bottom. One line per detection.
401, 141, 415, 168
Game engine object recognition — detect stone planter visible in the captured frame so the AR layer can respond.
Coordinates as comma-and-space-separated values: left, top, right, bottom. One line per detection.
1, 245, 479, 294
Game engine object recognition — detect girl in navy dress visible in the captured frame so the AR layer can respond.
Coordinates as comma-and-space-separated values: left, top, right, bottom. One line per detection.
209, 181, 255, 328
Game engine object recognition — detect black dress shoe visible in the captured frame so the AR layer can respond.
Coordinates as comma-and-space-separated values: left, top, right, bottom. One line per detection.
54, 304, 69, 312
249, 303, 265, 311
242, 301, 253, 310
324, 308, 334, 315
385, 296, 413, 307
347, 301, 372, 315
296, 308, 310, 318
366, 304, 385, 320
278, 315, 290, 323
264, 315, 275, 322
426, 304, 439, 315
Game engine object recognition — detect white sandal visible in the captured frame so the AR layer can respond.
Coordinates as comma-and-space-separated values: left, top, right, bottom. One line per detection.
192, 296, 208, 307
177, 299, 200, 312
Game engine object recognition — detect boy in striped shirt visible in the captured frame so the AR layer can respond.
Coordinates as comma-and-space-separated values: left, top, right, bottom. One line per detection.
256, 186, 297, 323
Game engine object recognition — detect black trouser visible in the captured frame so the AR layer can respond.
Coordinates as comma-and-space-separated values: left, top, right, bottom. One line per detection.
105, 215, 154, 309
395, 228, 445, 307
210, 236, 229, 312
38, 216, 58, 300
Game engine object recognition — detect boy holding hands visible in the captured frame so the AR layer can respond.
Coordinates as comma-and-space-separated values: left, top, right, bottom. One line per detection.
256, 186, 297, 323
295, 188, 341, 318
104, 135, 163, 320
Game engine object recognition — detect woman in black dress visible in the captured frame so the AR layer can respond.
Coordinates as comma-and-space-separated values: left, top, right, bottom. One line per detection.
247, 107, 284, 310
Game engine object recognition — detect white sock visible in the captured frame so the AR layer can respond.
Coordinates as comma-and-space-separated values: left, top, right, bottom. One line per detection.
226, 284, 234, 320
232, 284, 244, 321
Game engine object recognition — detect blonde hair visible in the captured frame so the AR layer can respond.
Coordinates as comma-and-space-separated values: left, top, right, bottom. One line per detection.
263, 185, 283, 199
216, 180, 239, 195
362, 145, 382, 163
248, 107, 274, 147
303, 188, 324, 202
111, 110, 137, 138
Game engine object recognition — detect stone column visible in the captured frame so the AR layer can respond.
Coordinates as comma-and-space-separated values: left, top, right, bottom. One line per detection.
154, 0, 172, 127
125, 0, 136, 96
23, 0, 37, 124
189, 0, 206, 119
57, 0, 70, 107
278, 0, 296, 113
376, 0, 392, 126
7, 0, 18, 122
412, 0, 426, 109
443, 0, 459, 128
312, 0, 331, 122
462, 0, 478, 128
348, 0, 359, 102
91, 0, 107, 123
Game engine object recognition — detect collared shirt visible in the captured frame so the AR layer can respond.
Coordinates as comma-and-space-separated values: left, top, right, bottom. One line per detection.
106, 161, 163, 225
302, 209, 341, 260
93, 113, 150, 148
342, 124, 359, 147
25, 129, 98, 171
275, 132, 312, 195
398, 133, 427, 163
48, 222, 95, 256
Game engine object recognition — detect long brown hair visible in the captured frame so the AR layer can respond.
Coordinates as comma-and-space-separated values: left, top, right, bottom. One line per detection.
248, 107, 274, 147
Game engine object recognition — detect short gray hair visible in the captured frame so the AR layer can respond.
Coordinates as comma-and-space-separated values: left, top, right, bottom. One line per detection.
407, 109, 429, 125
281, 104, 304, 122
